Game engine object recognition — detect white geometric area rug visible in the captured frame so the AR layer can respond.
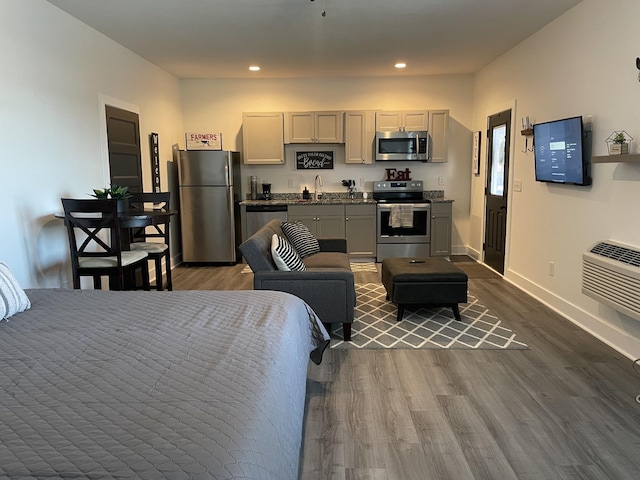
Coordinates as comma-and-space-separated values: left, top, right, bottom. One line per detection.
331, 283, 529, 350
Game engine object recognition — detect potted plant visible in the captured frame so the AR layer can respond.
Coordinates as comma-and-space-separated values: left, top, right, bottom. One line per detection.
606, 130, 632, 155
90, 185, 132, 211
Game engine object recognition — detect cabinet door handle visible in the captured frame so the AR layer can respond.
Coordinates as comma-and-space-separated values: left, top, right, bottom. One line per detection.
346, 217, 349, 221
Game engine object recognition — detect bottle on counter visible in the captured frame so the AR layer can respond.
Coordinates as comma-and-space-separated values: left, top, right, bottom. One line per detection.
302, 186, 310, 200
250, 176, 258, 200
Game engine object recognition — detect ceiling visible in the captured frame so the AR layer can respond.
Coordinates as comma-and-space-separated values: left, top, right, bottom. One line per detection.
47, 0, 582, 79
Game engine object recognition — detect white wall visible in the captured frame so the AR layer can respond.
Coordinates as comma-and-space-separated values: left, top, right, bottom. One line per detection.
0, 0, 184, 288
180, 76, 475, 253
471, 0, 640, 358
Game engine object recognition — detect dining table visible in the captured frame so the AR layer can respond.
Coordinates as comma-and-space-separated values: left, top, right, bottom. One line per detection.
55, 207, 177, 290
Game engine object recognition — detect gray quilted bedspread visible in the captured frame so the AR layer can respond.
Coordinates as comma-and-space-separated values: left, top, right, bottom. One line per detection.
0, 288, 330, 479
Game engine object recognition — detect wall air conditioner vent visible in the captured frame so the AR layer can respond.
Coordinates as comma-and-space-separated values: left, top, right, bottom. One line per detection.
589, 241, 640, 267
582, 240, 640, 321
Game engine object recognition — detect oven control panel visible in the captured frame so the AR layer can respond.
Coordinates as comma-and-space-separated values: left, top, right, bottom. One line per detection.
373, 180, 423, 193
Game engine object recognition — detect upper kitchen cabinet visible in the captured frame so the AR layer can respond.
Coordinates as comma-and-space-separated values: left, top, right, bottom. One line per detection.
242, 112, 285, 164
375, 110, 429, 132
285, 111, 344, 144
344, 110, 374, 164
428, 110, 449, 163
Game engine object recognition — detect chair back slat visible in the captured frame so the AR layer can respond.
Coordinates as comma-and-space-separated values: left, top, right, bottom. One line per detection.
128, 192, 170, 244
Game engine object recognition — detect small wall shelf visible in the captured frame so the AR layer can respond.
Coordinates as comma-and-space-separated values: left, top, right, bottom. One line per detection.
592, 154, 640, 164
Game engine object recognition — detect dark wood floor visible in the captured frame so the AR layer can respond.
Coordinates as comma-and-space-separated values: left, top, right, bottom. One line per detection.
171, 257, 640, 480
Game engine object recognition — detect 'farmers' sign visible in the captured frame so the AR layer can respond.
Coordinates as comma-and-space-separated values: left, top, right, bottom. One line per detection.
185, 132, 222, 150
295, 151, 334, 170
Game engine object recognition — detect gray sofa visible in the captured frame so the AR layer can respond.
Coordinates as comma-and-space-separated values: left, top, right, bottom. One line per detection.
239, 219, 355, 341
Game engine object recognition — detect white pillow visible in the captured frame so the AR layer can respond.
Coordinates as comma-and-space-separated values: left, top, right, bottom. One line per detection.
281, 221, 320, 258
0, 262, 31, 320
271, 234, 306, 271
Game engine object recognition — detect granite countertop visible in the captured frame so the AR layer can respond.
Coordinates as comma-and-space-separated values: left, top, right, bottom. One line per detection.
240, 191, 453, 206
240, 191, 453, 205
240, 198, 377, 206
427, 197, 454, 203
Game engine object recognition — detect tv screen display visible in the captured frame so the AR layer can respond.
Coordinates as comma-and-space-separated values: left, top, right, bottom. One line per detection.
533, 116, 591, 185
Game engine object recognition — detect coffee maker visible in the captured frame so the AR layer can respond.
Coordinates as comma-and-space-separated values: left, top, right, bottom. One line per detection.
261, 182, 272, 200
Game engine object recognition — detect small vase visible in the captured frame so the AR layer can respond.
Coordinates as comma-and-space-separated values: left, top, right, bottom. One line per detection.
116, 198, 130, 213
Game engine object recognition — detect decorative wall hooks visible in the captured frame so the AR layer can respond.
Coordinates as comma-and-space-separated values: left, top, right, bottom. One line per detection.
520, 116, 534, 153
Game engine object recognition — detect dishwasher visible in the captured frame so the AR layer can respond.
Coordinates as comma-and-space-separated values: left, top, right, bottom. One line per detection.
244, 204, 288, 240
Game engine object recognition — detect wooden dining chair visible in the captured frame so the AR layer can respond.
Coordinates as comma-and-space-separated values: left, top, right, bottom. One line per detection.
61, 198, 150, 291
128, 192, 173, 290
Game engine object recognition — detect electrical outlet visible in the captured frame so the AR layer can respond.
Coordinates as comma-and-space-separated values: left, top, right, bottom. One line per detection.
360, 178, 365, 187
438, 176, 445, 186
549, 261, 555, 276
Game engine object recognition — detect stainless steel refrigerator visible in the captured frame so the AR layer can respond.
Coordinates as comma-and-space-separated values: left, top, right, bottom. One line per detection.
178, 150, 242, 263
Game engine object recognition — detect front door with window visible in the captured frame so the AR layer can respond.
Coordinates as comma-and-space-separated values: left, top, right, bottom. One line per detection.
484, 109, 511, 274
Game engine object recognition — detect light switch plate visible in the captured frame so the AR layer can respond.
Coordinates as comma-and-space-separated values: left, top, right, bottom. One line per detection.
513, 179, 522, 192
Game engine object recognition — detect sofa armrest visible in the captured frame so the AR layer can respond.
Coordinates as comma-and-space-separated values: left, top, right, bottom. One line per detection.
254, 269, 356, 325
318, 238, 347, 253
254, 269, 353, 284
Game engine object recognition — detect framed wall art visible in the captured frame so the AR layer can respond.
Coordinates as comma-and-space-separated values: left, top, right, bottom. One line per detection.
472, 131, 481, 175
295, 150, 335, 170
149, 132, 161, 193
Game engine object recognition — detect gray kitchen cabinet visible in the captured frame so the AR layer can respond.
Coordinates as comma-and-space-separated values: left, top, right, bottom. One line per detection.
242, 112, 285, 164
428, 110, 449, 163
344, 110, 374, 164
430, 202, 452, 257
375, 110, 429, 132
287, 204, 345, 238
345, 204, 376, 258
284, 111, 344, 144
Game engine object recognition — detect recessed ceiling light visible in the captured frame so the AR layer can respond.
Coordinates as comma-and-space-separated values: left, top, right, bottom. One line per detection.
249, 65, 261, 71
395, 63, 407, 69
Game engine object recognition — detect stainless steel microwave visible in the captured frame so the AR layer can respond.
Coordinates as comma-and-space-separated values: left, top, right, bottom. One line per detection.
375, 130, 429, 161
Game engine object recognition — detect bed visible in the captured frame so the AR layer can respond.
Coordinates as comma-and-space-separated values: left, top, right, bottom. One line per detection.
0, 288, 330, 479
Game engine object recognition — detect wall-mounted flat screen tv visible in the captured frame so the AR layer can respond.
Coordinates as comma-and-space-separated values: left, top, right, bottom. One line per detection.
533, 116, 591, 186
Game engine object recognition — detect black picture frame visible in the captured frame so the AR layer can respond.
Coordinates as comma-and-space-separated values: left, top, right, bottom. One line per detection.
295, 150, 334, 170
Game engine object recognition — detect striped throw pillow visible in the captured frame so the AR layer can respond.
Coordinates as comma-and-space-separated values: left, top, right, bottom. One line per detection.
281, 221, 320, 259
0, 262, 31, 320
271, 234, 306, 271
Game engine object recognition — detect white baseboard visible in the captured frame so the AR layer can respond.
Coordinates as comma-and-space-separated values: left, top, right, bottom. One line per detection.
456, 244, 640, 360
504, 268, 640, 361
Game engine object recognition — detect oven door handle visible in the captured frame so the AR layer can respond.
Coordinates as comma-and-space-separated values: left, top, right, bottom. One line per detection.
377, 204, 430, 211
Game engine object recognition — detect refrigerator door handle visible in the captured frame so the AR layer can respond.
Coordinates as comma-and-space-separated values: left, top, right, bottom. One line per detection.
227, 187, 235, 246
225, 162, 230, 186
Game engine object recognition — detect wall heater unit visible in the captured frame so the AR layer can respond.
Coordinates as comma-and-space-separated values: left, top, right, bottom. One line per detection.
582, 240, 640, 321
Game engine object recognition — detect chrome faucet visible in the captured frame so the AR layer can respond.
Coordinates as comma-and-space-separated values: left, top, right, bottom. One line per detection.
314, 175, 323, 201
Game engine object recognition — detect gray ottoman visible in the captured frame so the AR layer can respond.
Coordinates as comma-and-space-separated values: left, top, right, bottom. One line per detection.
381, 257, 468, 321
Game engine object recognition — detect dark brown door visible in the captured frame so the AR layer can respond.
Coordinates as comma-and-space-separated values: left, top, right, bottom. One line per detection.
484, 109, 511, 274
105, 105, 143, 193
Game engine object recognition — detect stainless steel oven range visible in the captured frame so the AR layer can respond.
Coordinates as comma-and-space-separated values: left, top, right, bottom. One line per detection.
373, 180, 431, 262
